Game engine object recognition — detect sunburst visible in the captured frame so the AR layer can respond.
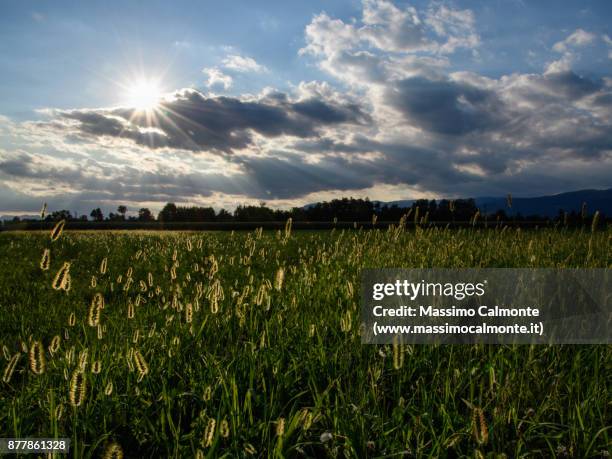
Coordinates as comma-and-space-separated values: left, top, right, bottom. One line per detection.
124, 77, 162, 111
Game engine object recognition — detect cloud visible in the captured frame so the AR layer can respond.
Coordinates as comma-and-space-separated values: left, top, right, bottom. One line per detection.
553, 28, 596, 53
301, 0, 480, 60
54, 88, 370, 153
603, 34, 612, 60
300, 1, 478, 90
386, 75, 504, 135
359, 0, 429, 53
203, 67, 233, 90
425, 5, 480, 54
1, 1, 611, 215
222, 54, 267, 73
546, 29, 597, 75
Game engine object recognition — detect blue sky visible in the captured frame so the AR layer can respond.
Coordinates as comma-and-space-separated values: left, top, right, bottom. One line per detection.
0, 0, 611, 215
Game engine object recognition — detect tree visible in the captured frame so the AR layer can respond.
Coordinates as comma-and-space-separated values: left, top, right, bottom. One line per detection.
216, 209, 232, 221
117, 205, 127, 220
90, 208, 104, 222
138, 208, 154, 221
234, 204, 275, 222
158, 203, 177, 222
46, 209, 73, 221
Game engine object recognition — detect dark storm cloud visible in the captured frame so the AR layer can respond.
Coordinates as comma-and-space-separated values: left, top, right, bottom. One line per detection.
387, 76, 504, 135
544, 70, 603, 99
0, 154, 31, 176
61, 110, 171, 148
244, 137, 482, 200
240, 156, 374, 199
60, 89, 370, 153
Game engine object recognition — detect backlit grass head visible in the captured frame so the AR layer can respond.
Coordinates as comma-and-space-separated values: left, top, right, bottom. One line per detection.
51, 262, 71, 291
50, 219, 66, 242
102, 442, 124, 459
69, 370, 86, 407
40, 249, 51, 271
28, 340, 46, 375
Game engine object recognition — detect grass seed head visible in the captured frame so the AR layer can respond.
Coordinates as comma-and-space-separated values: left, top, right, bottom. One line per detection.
88, 301, 102, 327
69, 370, 87, 407
28, 340, 46, 375
102, 442, 124, 459
275, 267, 285, 291
100, 257, 108, 274
591, 210, 600, 232
55, 404, 64, 421
276, 417, 285, 436
78, 349, 89, 371
243, 443, 256, 455
133, 349, 149, 380
49, 335, 61, 355
50, 219, 66, 241
52, 262, 71, 291
40, 249, 51, 270
220, 419, 230, 438
2, 353, 21, 383
392, 335, 405, 370
203, 418, 216, 447
472, 407, 489, 445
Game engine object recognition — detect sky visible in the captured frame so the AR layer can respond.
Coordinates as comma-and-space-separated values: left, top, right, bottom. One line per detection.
0, 0, 611, 216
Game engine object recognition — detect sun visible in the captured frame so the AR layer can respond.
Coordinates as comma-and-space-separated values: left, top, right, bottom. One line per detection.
125, 78, 162, 111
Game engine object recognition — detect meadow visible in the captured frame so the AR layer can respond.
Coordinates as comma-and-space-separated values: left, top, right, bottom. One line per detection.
0, 223, 610, 458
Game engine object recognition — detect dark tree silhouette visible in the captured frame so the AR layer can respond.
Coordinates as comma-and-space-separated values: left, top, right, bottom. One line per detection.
117, 205, 127, 220
138, 208, 154, 221
45, 210, 73, 221
90, 208, 104, 222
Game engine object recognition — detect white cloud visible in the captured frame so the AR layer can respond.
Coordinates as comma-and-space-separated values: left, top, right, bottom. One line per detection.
202, 67, 233, 90
2, 1, 611, 213
547, 29, 597, 75
603, 34, 612, 60
301, 1, 479, 59
552, 28, 596, 53
544, 53, 573, 75
300, 13, 360, 57
425, 5, 480, 54
222, 54, 267, 73
360, 0, 429, 52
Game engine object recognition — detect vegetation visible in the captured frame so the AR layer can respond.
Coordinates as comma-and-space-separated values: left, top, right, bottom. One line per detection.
4, 198, 607, 233
0, 223, 610, 457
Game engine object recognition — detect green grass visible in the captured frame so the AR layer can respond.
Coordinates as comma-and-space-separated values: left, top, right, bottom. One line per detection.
0, 226, 610, 458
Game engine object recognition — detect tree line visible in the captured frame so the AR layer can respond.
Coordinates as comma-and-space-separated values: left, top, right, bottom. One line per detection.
12, 197, 603, 225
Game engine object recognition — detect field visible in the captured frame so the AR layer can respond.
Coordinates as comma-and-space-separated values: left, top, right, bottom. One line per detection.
0, 225, 610, 458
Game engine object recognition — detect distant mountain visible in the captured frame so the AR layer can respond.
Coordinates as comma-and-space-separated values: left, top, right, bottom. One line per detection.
379, 199, 415, 208
307, 188, 612, 217
0, 214, 39, 222
474, 188, 612, 217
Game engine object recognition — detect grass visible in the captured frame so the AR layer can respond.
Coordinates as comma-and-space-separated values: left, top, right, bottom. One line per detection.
0, 225, 610, 458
